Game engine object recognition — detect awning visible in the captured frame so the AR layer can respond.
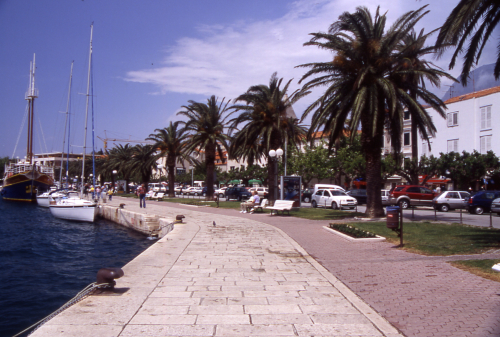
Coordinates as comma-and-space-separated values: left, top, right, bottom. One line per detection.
249, 179, 262, 184
228, 179, 241, 184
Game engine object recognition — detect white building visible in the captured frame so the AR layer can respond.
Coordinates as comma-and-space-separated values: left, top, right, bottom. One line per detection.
420, 86, 500, 157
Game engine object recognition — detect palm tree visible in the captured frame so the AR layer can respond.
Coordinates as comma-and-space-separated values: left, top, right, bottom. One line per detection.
230, 72, 308, 202
436, 0, 500, 85
393, 29, 456, 184
147, 121, 190, 197
177, 95, 233, 199
297, 6, 448, 217
107, 144, 135, 193
128, 144, 158, 189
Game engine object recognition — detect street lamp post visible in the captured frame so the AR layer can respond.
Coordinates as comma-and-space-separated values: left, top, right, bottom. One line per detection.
112, 170, 117, 191
268, 148, 283, 203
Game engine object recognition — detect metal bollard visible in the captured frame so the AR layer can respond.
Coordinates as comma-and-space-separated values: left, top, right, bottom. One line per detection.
460, 208, 462, 224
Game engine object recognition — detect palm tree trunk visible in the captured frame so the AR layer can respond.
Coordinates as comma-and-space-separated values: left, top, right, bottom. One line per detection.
410, 91, 419, 185
361, 116, 385, 218
167, 155, 176, 197
205, 142, 216, 199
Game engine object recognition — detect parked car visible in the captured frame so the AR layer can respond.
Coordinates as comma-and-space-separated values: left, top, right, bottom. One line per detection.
432, 191, 470, 212
253, 187, 268, 197
381, 189, 390, 206
174, 186, 184, 195
491, 198, 500, 215
215, 187, 227, 197
465, 190, 500, 215
346, 189, 367, 204
301, 188, 313, 203
183, 186, 203, 196
225, 186, 252, 201
389, 185, 437, 209
313, 184, 345, 195
311, 189, 357, 210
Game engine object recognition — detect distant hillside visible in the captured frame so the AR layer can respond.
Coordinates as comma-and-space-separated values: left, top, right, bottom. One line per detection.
442, 63, 500, 100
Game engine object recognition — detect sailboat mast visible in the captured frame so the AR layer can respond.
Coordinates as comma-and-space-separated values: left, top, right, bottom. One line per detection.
81, 24, 93, 196
26, 54, 38, 164
60, 61, 73, 188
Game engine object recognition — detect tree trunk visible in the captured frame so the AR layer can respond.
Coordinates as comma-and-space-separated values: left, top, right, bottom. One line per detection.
361, 115, 385, 218
410, 91, 419, 185
167, 155, 176, 198
205, 142, 216, 199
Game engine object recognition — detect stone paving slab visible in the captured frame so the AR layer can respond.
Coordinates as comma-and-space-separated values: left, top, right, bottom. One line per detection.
31, 199, 401, 337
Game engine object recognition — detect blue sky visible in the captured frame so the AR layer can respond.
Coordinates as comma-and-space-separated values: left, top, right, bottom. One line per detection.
0, 0, 496, 158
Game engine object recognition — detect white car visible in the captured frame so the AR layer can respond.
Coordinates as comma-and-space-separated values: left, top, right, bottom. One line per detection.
311, 189, 357, 210
215, 187, 227, 197
381, 189, 390, 206
253, 187, 268, 197
183, 187, 203, 196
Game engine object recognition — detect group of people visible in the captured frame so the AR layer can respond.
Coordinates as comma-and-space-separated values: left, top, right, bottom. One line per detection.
83, 184, 114, 202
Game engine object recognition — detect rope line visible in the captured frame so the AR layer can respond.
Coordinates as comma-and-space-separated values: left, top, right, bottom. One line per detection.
12, 282, 111, 337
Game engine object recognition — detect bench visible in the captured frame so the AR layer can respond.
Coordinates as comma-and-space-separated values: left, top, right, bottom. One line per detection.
151, 192, 165, 201
251, 199, 268, 213
266, 200, 295, 216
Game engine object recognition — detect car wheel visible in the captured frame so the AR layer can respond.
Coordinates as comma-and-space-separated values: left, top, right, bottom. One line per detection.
219, 193, 224, 198
312, 200, 317, 208
475, 206, 484, 215
331, 201, 338, 210
440, 204, 449, 212
194, 192, 198, 196
202, 193, 206, 197
399, 200, 409, 209
304, 197, 310, 203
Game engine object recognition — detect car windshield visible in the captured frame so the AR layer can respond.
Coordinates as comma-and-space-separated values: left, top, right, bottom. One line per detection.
329, 190, 347, 196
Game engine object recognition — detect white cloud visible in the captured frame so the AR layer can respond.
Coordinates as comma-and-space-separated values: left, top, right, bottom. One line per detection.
124, 0, 498, 119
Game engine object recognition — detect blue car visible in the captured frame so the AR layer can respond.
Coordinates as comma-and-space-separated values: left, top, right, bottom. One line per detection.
465, 190, 500, 215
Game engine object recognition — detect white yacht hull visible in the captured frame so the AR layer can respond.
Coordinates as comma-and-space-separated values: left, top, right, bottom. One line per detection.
37, 192, 64, 207
49, 198, 97, 222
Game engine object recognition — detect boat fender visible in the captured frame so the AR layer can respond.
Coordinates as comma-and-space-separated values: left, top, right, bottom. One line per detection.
96, 267, 124, 290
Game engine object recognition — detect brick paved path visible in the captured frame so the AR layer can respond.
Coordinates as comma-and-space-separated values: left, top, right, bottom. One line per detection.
160, 201, 500, 337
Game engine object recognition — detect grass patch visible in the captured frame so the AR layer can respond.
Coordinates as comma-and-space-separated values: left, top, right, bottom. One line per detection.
290, 207, 364, 220
329, 224, 377, 238
450, 259, 500, 282
344, 221, 500, 256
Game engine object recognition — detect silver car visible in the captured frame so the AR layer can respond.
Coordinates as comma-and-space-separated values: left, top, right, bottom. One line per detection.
432, 191, 470, 212
491, 198, 500, 215
381, 189, 390, 206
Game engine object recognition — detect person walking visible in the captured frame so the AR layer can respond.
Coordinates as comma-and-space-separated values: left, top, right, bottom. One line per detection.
95, 185, 101, 202
137, 184, 146, 208
107, 188, 113, 201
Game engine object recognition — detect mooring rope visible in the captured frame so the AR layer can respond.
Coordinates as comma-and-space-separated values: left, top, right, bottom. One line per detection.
12, 282, 110, 337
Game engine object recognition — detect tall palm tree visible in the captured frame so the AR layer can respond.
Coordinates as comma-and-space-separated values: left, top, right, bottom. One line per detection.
393, 29, 456, 184
177, 95, 233, 198
297, 6, 448, 217
147, 121, 190, 197
230, 72, 308, 202
107, 144, 135, 193
128, 144, 158, 189
436, 0, 500, 85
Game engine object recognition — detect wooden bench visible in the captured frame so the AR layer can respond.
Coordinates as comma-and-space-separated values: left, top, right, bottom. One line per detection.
266, 200, 295, 215
251, 199, 268, 213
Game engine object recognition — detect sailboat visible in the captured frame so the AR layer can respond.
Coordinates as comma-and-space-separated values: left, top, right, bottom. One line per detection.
1, 54, 55, 202
50, 25, 97, 222
37, 62, 74, 208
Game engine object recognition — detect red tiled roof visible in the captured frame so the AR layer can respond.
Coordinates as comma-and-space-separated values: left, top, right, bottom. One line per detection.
444, 85, 500, 104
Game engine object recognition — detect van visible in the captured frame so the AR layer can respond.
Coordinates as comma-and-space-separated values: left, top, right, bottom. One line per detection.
313, 184, 345, 195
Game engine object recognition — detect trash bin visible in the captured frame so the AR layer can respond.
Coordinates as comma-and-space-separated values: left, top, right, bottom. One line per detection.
386, 206, 400, 229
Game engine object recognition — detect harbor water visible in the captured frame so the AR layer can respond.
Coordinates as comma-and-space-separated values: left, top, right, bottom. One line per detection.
0, 199, 155, 337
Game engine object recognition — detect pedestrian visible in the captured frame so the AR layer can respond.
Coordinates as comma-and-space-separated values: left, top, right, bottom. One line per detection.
436, 185, 441, 194
95, 185, 101, 202
101, 186, 107, 203
83, 184, 89, 198
107, 188, 113, 201
137, 183, 146, 208
90, 185, 95, 200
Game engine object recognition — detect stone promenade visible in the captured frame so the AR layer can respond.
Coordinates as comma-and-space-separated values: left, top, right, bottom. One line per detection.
31, 198, 401, 337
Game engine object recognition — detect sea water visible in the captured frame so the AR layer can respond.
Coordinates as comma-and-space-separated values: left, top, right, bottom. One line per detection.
0, 199, 155, 337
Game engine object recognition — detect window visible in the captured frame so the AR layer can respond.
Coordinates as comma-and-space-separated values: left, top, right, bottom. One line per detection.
446, 192, 459, 199
422, 142, 429, 156
403, 132, 411, 146
447, 112, 459, 127
447, 139, 458, 153
480, 135, 492, 154
404, 110, 410, 120
230, 166, 235, 171
481, 106, 492, 129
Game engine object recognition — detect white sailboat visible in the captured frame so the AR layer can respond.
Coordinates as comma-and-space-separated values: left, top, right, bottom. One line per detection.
50, 24, 97, 222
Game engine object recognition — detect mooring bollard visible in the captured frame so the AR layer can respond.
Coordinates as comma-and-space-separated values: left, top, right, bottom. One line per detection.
460, 208, 463, 224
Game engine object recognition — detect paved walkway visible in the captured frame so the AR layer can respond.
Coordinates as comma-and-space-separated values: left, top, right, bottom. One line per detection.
116, 197, 500, 337
31, 198, 401, 337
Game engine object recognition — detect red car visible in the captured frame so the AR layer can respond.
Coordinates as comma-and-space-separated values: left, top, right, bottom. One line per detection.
389, 185, 437, 209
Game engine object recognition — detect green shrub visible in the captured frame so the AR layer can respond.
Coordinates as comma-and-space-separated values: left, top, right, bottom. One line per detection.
329, 223, 377, 238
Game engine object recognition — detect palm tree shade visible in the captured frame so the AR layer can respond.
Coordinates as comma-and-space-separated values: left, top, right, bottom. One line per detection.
436, 0, 500, 85
177, 95, 233, 198
147, 121, 190, 197
297, 6, 448, 217
230, 72, 307, 202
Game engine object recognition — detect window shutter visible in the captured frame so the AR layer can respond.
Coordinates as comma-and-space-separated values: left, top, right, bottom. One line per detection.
453, 112, 458, 126
481, 107, 486, 129
480, 136, 485, 153
487, 136, 491, 151
447, 113, 452, 127
487, 106, 492, 128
